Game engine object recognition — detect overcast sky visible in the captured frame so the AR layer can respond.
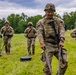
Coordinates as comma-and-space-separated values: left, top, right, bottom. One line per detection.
0, 0, 76, 19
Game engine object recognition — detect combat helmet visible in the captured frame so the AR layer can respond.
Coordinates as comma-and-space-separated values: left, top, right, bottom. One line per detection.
44, 3, 56, 12
4, 21, 9, 24
28, 22, 33, 26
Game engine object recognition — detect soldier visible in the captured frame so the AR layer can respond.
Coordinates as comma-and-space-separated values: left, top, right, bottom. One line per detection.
36, 3, 68, 75
70, 28, 76, 38
24, 22, 37, 55
0, 21, 14, 55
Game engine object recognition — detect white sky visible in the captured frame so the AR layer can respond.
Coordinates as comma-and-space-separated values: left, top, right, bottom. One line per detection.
0, 0, 76, 19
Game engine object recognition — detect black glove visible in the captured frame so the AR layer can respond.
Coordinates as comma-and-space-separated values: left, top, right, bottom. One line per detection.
41, 46, 46, 50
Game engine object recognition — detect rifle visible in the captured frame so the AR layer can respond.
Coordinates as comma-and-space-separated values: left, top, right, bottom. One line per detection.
58, 46, 64, 75
42, 49, 51, 73
58, 46, 62, 75
48, 20, 60, 44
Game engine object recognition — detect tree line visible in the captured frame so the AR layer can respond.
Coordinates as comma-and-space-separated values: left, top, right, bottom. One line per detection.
0, 11, 76, 33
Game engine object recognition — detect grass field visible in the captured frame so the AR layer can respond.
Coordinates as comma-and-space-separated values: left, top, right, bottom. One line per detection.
0, 30, 76, 75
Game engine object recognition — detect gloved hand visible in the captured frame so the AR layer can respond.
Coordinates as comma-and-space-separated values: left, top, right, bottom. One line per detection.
59, 37, 64, 47
40, 42, 46, 50
40, 50, 46, 61
41, 46, 46, 50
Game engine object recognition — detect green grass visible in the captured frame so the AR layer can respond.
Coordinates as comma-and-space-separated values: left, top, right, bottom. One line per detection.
0, 31, 76, 75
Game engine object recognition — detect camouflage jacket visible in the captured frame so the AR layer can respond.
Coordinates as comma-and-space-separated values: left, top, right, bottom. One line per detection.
36, 16, 65, 44
24, 27, 37, 38
0, 26, 14, 37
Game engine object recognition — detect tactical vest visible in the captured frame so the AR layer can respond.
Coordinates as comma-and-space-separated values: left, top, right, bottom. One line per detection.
27, 27, 36, 38
42, 17, 60, 44
2, 26, 13, 37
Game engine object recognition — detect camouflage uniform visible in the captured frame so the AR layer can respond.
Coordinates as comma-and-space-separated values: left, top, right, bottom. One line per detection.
0, 21, 14, 54
24, 22, 37, 55
36, 3, 68, 75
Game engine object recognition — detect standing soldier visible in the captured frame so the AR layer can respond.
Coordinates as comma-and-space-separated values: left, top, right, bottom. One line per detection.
24, 22, 37, 55
0, 21, 14, 55
36, 3, 68, 75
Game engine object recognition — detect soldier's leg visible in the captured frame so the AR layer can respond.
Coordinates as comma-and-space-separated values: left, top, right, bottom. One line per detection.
5, 44, 8, 53
42, 52, 54, 75
6, 38, 11, 54
31, 38, 35, 55
55, 48, 68, 75
4, 37, 8, 53
32, 45, 35, 55
27, 38, 31, 55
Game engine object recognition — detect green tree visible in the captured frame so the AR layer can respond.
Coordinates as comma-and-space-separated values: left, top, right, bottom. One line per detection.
21, 12, 28, 21
7, 14, 23, 33
63, 11, 76, 30
0, 18, 5, 29
26, 15, 43, 27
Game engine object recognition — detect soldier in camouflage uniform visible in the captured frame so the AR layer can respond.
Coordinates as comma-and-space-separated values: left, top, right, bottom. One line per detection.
36, 3, 68, 75
70, 28, 76, 38
24, 22, 37, 55
0, 21, 14, 54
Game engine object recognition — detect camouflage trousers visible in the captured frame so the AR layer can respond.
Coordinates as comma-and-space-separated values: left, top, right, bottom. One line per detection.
41, 43, 68, 75
4, 36, 11, 54
27, 38, 36, 55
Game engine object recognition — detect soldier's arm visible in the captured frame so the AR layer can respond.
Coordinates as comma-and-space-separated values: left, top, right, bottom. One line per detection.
0, 27, 4, 34
24, 28, 28, 37
58, 19, 65, 46
34, 28, 37, 37
10, 27, 14, 36
58, 19, 65, 40
36, 20, 45, 48
24, 28, 28, 33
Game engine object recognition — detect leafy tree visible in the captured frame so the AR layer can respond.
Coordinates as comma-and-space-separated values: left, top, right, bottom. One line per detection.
0, 18, 5, 29
7, 14, 23, 33
21, 12, 28, 21
26, 15, 43, 27
63, 11, 76, 30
